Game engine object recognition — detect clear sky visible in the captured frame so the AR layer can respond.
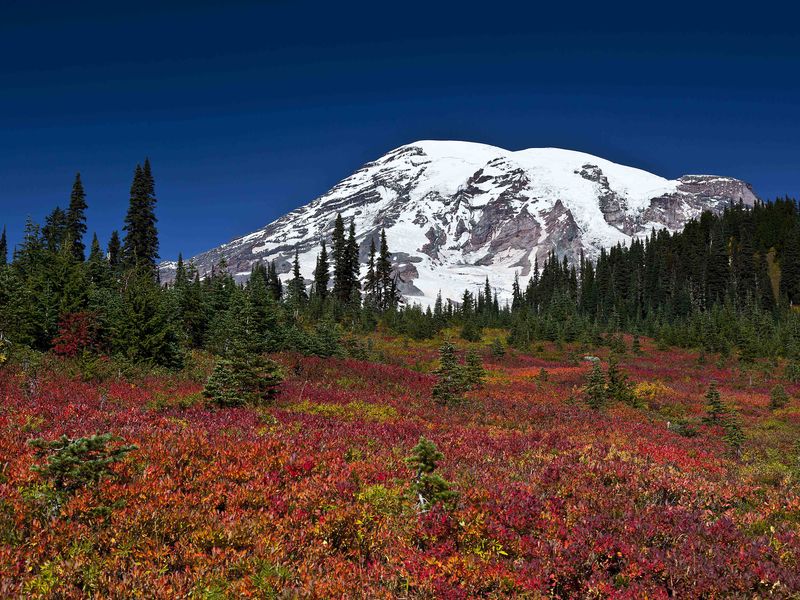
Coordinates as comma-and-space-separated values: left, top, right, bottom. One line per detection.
2, 0, 799, 261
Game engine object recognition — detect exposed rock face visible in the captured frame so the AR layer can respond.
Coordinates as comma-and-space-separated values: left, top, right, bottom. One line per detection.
160, 140, 758, 304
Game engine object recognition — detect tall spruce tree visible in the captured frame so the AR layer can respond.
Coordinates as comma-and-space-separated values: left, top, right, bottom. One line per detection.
107, 230, 121, 269
331, 213, 348, 303
66, 173, 88, 261
346, 219, 361, 305
122, 161, 159, 271
313, 239, 329, 301
286, 248, 307, 306
376, 228, 392, 309
0, 227, 6, 266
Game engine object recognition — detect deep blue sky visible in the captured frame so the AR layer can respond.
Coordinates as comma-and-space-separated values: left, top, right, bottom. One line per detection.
2, 1, 799, 260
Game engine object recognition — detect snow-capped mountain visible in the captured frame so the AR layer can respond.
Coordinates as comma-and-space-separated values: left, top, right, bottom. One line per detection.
161, 140, 758, 303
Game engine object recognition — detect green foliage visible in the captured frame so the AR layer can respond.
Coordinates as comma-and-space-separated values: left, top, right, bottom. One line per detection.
784, 361, 800, 384
632, 334, 642, 355
462, 349, 485, 390
606, 356, 635, 405
702, 382, 728, 425
203, 353, 283, 407
432, 341, 466, 405
459, 319, 482, 342
584, 361, 607, 410
769, 384, 790, 410
405, 437, 458, 511
28, 433, 136, 518
489, 337, 505, 357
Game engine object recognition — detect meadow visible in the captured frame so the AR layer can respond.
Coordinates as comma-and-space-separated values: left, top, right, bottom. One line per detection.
1, 332, 799, 598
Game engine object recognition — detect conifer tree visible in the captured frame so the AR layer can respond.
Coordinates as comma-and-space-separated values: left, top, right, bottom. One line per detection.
266, 260, 283, 301
584, 361, 607, 409
332, 213, 348, 302
345, 219, 361, 305
86, 233, 107, 287
286, 248, 307, 307
376, 228, 393, 309
432, 341, 465, 405
463, 349, 485, 390
364, 237, 378, 308
0, 227, 6, 266
122, 161, 159, 271
405, 436, 458, 511
66, 173, 88, 261
107, 230, 121, 269
313, 239, 329, 301
770, 384, 789, 410
702, 382, 727, 425
606, 356, 634, 405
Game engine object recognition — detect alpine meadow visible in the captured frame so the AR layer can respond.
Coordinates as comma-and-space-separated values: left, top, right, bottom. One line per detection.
2, 3, 800, 598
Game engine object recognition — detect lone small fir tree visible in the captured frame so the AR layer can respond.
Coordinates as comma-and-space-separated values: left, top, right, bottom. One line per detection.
584, 361, 607, 409
432, 341, 466, 405
463, 349, 485, 390
770, 384, 789, 410
702, 382, 727, 425
405, 436, 458, 511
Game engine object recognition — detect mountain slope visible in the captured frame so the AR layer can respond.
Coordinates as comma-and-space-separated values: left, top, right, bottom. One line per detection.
161, 140, 758, 303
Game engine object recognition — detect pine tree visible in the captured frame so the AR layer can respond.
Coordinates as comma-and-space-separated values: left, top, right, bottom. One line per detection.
364, 237, 378, 307
66, 173, 88, 261
376, 228, 393, 309
313, 239, 329, 301
606, 356, 634, 405
286, 248, 307, 307
42, 207, 68, 252
86, 234, 108, 287
111, 268, 182, 367
632, 333, 642, 355
770, 384, 789, 410
107, 230, 121, 268
432, 341, 465, 405
0, 227, 6, 266
723, 411, 745, 456
331, 213, 348, 303
463, 349, 485, 390
122, 161, 159, 271
405, 437, 458, 511
702, 382, 727, 425
203, 353, 283, 407
266, 260, 283, 301
345, 219, 361, 305
584, 361, 607, 409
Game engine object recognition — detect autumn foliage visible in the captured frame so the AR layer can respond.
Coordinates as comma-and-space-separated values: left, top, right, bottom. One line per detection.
1, 335, 800, 597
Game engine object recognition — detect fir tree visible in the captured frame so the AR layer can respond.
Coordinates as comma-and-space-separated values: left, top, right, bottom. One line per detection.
770, 384, 789, 410
463, 349, 485, 390
0, 227, 7, 266
584, 361, 607, 409
632, 333, 642, 355
331, 213, 348, 302
405, 436, 458, 511
107, 230, 121, 268
122, 161, 159, 271
345, 219, 361, 305
606, 356, 634, 405
376, 228, 393, 309
313, 239, 329, 301
286, 248, 307, 307
702, 382, 727, 425
203, 353, 283, 407
364, 237, 378, 307
66, 173, 88, 261
432, 341, 466, 405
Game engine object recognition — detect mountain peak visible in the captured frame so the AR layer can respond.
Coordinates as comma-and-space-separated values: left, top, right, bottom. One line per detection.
161, 141, 758, 304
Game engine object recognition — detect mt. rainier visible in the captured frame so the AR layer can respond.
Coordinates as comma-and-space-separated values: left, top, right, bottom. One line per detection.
161, 140, 758, 303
